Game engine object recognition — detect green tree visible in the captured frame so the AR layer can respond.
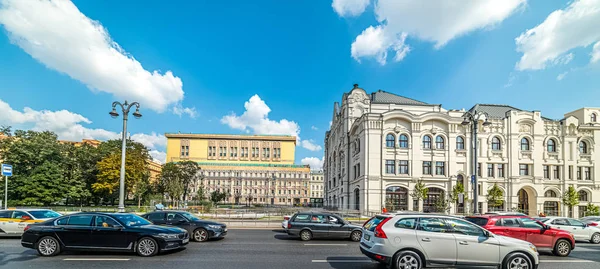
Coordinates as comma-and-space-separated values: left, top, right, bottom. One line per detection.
584, 203, 600, 217
210, 190, 228, 205
563, 186, 579, 218
160, 162, 184, 204
194, 184, 206, 201
178, 161, 200, 202
411, 180, 428, 212
487, 184, 504, 211
18, 162, 69, 206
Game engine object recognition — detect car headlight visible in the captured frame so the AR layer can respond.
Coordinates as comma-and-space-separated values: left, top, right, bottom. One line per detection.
208, 224, 221, 229
529, 244, 537, 253
157, 233, 178, 239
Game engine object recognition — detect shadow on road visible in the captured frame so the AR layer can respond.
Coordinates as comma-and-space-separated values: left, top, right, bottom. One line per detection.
273, 234, 297, 241
324, 256, 384, 269
0, 250, 38, 266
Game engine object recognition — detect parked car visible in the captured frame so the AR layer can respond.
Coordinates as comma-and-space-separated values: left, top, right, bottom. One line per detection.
282, 215, 291, 230
21, 212, 188, 257
466, 215, 575, 256
580, 216, 600, 227
141, 211, 226, 242
286, 212, 362, 241
360, 214, 539, 269
535, 217, 600, 244
484, 212, 527, 216
0, 209, 62, 236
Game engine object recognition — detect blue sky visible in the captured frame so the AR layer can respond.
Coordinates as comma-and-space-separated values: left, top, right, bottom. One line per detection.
1, 0, 600, 168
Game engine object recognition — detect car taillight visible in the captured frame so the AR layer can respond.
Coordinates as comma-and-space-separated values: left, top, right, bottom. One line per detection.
374, 217, 392, 239
589, 223, 598, 226
284, 216, 290, 220
287, 223, 292, 229
23, 225, 30, 232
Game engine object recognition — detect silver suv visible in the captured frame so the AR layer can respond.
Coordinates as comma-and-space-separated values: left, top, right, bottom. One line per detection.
360, 214, 539, 269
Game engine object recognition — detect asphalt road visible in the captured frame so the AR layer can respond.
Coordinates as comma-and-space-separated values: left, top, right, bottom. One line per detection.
1, 229, 599, 269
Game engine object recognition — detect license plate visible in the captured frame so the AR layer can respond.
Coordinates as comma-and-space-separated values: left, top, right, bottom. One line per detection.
182, 238, 189, 244
364, 234, 370, 241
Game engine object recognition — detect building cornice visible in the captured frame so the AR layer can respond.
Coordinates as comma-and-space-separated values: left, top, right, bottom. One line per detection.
165, 133, 297, 142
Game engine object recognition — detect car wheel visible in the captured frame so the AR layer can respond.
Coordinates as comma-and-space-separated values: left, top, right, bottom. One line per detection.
193, 228, 209, 242
394, 250, 422, 269
136, 237, 159, 257
36, 236, 61, 257
299, 230, 312, 241
350, 231, 362, 242
590, 233, 600, 244
553, 239, 572, 257
502, 252, 532, 269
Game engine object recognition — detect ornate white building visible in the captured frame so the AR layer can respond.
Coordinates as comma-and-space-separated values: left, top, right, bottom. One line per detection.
324, 84, 600, 217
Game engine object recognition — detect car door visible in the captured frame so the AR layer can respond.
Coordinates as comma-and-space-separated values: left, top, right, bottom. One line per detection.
327, 215, 349, 238
145, 212, 167, 225
521, 218, 554, 248
489, 218, 524, 241
54, 215, 94, 247
548, 218, 569, 232
446, 218, 500, 266
289, 213, 311, 235
310, 214, 329, 238
166, 212, 190, 227
90, 215, 130, 249
415, 217, 457, 266
11, 211, 34, 233
566, 218, 589, 241
0, 210, 14, 233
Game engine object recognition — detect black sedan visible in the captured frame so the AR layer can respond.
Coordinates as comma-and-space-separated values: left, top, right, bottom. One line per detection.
21, 212, 189, 257
142, 211, 227, 242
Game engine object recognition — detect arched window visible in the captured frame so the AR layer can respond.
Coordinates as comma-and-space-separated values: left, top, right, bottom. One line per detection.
456, 136, 465, 150
520, 138, 530, 151
423, 135, 432, 149
544, 190, 557, 197
592, 113, 597, 122
579, 190, 589, 202
399, 134, 409, 148
492, 137, 501, 150
547, 139, 556, 153
580, 141, 588, 154
385, 134, 395, 148
435, 136, 445, 149
385, 186, 408, 211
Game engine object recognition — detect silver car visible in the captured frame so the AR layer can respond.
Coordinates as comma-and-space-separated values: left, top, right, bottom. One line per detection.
360, 214, 539, 269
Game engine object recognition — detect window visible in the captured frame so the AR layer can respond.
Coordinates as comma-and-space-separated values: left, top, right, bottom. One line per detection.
146, 212, 165, 222
293, 214, 310, 223
553, 166, 560, 179
544, 190, 557, 197
592, 113, 597, 122
551, 218, 569, 226
446, 218, 485, 237
310, 214, 326, 223
385, 160, 395, 174
497, 164, 504, 178
386, 134, 395, 148
547, 139, 556, 153
456, 136, 465, 150
520, 218, 544, 229
497, 218, 521, 227
519, 164, 529, 176
180, 145, 189, 157
95, 216, 119, 228
579, 190, 589, 202
423, 161, 432, 175
584, 167, 591, 180
56, 217, 69, 226
417, 217, 448, 233
11, 211, 29, 220
487, 164, 494, 178
399, 135, 409, 148
208, 146, 215, 157
274, 148, 281, 158
435, 162, 445, 176
435, 136, 445, 149
568, 219, 585, 227
423, 135, 432, 149
543, 165, 550, 179
399, 160, 409, 175
520, 138, 530, 151
492, 137, 501, 150
0, 211, 11, 218
67, 215, 93, 226
394, 218, 417, 229
477, 163, 481, 177
580, 141, 588, 154
569, 165, 573, 179
577, 167, 582, 180
219, 147, 226, 157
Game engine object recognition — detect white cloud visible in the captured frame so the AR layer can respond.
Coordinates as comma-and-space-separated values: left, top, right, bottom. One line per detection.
172, 104, 198, 119
149, 150, 166, 164
345, 0, 525, 64
0, 0, 184, 112
301, 157, 324, 171
332, 0, 370, 17
311, 126, 318, 130
221, 95, 300, 140
592, 41, 600, 63
557, 72, 568, 81
130, 132, 166, 150
301, 140, 322, 151
329, 121, 332, 128
515, 0, 600, 70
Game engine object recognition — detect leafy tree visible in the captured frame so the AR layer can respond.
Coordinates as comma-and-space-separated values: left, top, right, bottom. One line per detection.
18, 162, 69, 206
160, 162, 184, 204
563, 186, 579, 218
411, 180, 428, 212
487, 184, 504, 210
133, 174, 151, 208
584, 203, 600, 217
210, 190, 228, 205
194, 184, 206, 201
434, 197, 451, 213
178, 161, 200, 202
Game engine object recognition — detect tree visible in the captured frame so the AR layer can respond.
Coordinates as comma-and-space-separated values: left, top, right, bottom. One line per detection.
563, 186, 580, 218
178, 161, 200, 202
584, 203, 600, 217
194, 184, 206, 201
234, 192, 242, 205
411, 180, 428, 212
160, 162, 184, 205
133, 174, 151, 208
435, 197, 451, 213
210, 190, 228, 205
17, 162, 69, 206
487, 184, 504, 211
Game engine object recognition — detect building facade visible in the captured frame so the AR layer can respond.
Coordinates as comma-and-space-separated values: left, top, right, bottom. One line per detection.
165, 134, 311, 205
309, 170, 324, 206
324, 84, 600, 217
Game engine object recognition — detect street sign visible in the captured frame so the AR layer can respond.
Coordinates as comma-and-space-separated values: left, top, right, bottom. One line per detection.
1, 164, 12, 177
471, 175, 475, 184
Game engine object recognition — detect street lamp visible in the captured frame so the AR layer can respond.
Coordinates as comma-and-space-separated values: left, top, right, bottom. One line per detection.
109, 100, 142, 212
461, 111, 491, 214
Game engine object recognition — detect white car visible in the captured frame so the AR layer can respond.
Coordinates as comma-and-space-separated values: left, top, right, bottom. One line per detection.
0, 209, 62, 235
536, 216, 600, 244
281, 215, 291, 229
580, 216, 600, 227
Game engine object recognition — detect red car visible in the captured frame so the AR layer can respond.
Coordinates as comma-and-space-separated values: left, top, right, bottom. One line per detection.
466, 215, 575, 257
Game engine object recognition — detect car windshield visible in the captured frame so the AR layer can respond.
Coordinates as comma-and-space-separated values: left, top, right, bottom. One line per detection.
113, 214, 152, 227
28, 210, 61, 219
180, 212, 200, 221
364, 216, 386, 232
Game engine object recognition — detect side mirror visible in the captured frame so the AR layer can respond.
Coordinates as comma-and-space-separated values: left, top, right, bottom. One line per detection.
113, 225, 124, 230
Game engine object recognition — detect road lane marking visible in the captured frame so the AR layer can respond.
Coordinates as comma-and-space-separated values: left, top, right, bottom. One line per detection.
63, 258, 130, 261
540, 260, 595, 263
312, 259, 373, 263
304, 243, 348, 246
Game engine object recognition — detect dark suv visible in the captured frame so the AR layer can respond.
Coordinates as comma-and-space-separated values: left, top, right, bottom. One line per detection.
286, 212, 362, 241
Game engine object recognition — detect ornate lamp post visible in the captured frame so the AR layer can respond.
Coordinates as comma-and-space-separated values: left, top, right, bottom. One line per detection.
109, 101, 142, 212
461, 111, 491, 214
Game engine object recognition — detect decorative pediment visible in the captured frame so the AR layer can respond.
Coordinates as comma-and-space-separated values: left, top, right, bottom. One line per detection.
519, 124, 532, 134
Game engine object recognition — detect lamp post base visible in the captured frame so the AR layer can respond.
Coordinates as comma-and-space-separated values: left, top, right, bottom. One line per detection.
117, 206, 125, 213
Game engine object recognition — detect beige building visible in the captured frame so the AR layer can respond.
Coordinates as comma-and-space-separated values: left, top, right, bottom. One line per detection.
165, 133, 311, 205
146, 159, 163, 184
309, 170, 324, 207
325, 84, 600, 217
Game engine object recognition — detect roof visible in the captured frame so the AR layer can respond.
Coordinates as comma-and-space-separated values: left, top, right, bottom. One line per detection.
371, 90, 430, 106
469, 104, 556, 121
165, 133, 297, 142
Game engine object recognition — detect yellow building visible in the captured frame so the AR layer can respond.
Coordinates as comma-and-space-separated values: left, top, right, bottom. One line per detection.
58, 139, 101, 147
146, 159, 162, 184
165, 133, 310, 205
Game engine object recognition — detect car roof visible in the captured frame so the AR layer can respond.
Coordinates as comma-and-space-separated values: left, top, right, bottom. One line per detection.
0, 208, 53, 212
